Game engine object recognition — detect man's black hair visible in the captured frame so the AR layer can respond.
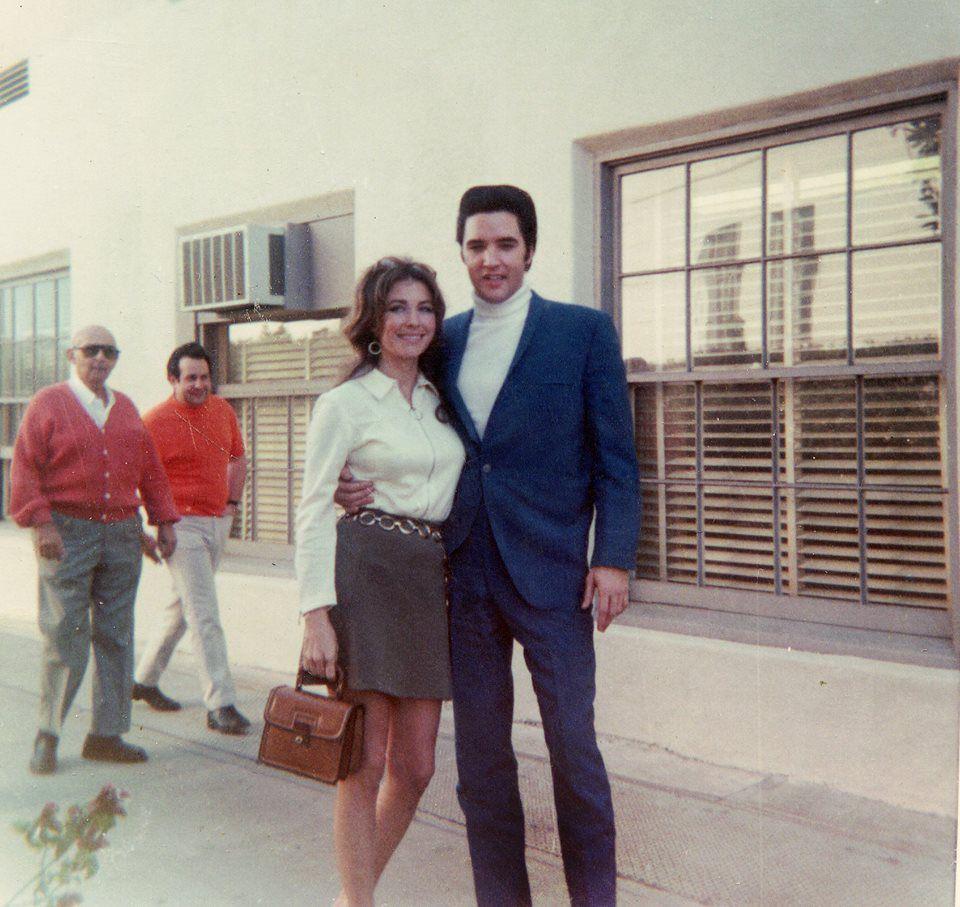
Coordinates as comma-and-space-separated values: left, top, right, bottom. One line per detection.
167, 341, 213, 380
456, 185, 537, 253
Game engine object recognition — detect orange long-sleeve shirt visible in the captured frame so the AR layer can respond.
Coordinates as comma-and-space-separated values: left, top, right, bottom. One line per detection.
143, 395, 245, 517
10, 383, 179, 527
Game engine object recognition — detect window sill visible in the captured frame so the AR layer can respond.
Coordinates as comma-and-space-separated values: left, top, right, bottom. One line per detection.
620, 599, 958, 670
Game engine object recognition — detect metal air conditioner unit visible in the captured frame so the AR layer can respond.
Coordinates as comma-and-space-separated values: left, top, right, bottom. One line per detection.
180, 224, 285, 311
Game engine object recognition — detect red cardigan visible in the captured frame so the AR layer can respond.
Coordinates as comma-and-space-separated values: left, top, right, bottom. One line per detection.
10, 383, 180, 528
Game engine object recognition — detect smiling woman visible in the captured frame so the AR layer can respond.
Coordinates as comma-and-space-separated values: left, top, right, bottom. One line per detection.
293, 255, 464, 906
378, 279, 437, 371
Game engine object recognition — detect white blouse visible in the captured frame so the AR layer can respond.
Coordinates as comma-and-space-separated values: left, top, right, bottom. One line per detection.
295, 368, 466, 614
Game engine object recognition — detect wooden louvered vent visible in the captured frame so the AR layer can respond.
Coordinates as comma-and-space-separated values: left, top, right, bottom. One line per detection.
226, 325, 354, 544
634, 373, 948, 611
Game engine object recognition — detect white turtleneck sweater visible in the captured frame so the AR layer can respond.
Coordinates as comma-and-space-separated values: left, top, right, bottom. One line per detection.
457, 283, 532, 438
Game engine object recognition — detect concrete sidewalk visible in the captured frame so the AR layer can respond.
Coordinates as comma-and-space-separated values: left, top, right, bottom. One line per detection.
0, 619, 954, 906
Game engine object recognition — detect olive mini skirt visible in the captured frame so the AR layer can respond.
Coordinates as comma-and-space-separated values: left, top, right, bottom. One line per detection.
330, 515, 451, 700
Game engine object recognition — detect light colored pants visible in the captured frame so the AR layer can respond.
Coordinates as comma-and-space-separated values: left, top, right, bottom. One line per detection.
38, 513, 143, 737
135, 514, 236, 710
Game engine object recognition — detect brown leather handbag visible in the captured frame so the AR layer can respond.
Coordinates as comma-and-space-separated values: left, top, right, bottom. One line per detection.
257, 668, 364, 784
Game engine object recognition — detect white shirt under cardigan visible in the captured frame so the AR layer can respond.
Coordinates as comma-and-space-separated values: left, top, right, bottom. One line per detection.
68, 374, 115, 430
295, 368, 465, 615
456, 283, 532, 438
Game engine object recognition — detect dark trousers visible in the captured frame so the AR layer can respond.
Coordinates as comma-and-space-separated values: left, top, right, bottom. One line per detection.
448, 507, 616, 907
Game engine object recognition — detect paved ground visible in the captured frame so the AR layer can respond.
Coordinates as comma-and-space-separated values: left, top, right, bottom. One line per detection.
0, 619, 955, 905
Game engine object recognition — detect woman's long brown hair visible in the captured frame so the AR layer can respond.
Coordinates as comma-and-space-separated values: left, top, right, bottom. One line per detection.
339, 256, 447, 396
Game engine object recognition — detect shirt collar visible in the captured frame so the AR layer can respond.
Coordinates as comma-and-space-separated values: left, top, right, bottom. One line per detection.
69, 373, 113, 408
357, 367, 437, 400
472, 282, 532, 319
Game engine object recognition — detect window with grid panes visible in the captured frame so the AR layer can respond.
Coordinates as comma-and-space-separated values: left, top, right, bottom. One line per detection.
0, 271, 70, 516
616, 100, 950, 621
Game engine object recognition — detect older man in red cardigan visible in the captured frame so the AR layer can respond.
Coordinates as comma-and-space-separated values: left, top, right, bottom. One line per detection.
11, 324, 179, 774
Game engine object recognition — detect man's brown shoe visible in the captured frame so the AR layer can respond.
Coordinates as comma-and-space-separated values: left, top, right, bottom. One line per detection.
81, 735, 148, 763
207, 706, 250, 735
29, 731, 58, 775
132, 683, 182, 712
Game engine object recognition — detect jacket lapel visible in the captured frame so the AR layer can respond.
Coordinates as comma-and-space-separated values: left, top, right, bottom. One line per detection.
443, 311, 481, 445
482, 293, 547, 438
503, 293, 546, 385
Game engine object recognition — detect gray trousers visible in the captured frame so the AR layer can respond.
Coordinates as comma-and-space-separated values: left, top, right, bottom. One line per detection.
135, 515, 236, 710
38, 512, 143, 737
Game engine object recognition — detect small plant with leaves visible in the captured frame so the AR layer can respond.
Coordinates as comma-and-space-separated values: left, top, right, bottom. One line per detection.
6, 785, 129, 907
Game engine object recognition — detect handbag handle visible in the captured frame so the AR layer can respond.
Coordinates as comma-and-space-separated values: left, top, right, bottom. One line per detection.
296, 666, 345, 698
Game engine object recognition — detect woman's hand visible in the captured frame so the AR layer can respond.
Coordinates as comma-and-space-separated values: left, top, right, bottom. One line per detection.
300, 607, 338, 681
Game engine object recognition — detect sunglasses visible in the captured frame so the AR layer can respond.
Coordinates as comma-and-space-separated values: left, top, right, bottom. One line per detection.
74, 344, 121, 360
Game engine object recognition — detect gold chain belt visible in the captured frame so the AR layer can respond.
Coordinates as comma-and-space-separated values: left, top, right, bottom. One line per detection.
342, 508, 443, 543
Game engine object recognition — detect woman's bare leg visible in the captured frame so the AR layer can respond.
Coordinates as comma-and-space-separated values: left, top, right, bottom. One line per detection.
333, 690, 391, 907
372, 698, 442, 883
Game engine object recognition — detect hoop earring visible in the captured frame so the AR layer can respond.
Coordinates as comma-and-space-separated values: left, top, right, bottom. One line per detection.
368, 340, 382, 356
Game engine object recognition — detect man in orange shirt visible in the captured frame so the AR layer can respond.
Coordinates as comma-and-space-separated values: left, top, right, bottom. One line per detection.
133, 342, 250, 735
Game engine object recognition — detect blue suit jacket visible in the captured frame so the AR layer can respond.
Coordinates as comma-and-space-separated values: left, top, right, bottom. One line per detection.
441, 293, 640, 610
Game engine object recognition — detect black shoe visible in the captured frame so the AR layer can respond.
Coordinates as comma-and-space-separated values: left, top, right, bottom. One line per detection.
81, 734, 148, 763
132, 682, 182, 712
207, 705, 250, 736
29, 731, 58, 775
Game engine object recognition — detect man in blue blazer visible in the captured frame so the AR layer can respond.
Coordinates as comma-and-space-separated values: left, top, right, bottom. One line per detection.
339, 185, 639, 905
443, 186, 639, 906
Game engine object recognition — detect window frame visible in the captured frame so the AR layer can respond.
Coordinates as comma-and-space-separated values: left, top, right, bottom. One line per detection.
587, 64, 959, 648
0, 264, 71, 518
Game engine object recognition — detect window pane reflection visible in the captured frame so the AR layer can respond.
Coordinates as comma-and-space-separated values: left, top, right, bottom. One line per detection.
692, 263, 761, 368
768, 253, 846, 365
852, 117, 941, 244
852, 244, 940, 360
621, 165, 686, 273
621, 273, 685, 371
227, 319, 351, 383
767, 135, 847, 253
0, 290, 10, 396
13, 285, 33, 397
34, 281, 56, 389
56, 278, 71, 379
691, 152, 761, 263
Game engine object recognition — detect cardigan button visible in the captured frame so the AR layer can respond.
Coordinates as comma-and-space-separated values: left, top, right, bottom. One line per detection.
482, 463, 491, 474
